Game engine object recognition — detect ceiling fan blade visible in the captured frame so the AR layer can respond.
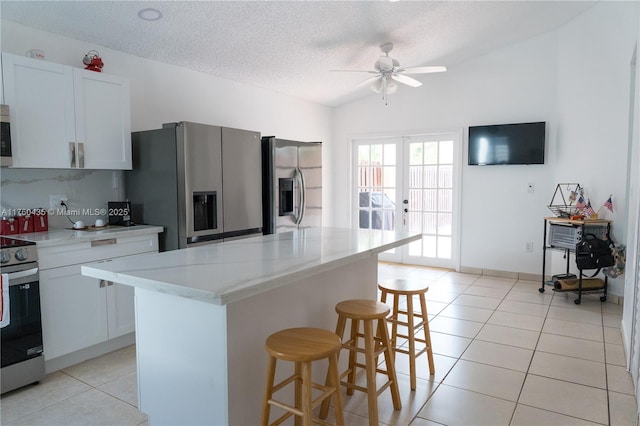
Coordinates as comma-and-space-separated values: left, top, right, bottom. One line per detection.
391, 74, 422, 88
399, 66, 447, 75
354, 75, 382, 89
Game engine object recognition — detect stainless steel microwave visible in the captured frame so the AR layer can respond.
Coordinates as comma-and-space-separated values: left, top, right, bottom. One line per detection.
1, 105, 12, 167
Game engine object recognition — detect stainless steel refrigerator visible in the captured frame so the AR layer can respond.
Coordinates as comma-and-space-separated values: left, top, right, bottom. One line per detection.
126, 122, 263, 251
262, 137, 322, 234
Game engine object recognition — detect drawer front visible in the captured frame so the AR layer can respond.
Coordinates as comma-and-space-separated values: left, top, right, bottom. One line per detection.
39, 234, 159, 269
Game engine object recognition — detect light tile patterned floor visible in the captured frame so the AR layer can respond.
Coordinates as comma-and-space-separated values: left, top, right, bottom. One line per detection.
1, 263, 637, 425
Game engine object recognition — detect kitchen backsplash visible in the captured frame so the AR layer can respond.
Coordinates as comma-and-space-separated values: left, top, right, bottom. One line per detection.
0, 168, 124, 229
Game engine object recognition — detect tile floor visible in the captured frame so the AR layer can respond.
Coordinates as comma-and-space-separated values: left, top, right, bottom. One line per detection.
1, 263, 637, 425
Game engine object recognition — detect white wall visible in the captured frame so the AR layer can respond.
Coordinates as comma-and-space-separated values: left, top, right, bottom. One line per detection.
331, 1, 638, 297
0, 20, 332, 228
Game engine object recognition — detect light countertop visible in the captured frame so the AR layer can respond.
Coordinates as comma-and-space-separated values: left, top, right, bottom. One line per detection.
82, 227, 421, 305
8, 225, 164, 248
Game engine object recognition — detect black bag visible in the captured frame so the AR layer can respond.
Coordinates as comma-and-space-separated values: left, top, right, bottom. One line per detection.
575, 233, 615, 270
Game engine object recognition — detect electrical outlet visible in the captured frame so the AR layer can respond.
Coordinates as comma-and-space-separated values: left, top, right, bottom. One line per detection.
525, 242, 534, 252
49, 194, 68, 210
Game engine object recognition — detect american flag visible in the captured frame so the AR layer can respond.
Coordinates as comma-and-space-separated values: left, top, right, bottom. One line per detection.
604, 196, 613, 212
584, 200, 596, 217
576, 196, 587, 210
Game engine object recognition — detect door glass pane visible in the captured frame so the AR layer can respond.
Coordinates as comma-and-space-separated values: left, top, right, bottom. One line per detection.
409, 189, 422, 211
439, 165, 452, 188
438, 189, 452, 212
409, 239, 423, 256
410, 143, 422, 165
408, 212, 421, 234
439, 140, 453, 164
437, 236, 452, 259
409, 165, 422, 187
384, 144, 396, 165
438, 213, 452, 236
424, 212, 437, 234
383, 167, 396, 188
424, 189, 437, 211
423, 235, 437, 257
424, 142, 438, 164
358, 145, 369, 164
371, 145, 382, 164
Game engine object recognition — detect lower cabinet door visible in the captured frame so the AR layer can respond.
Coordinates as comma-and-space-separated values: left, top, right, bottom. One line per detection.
40, 265, 109, 360
106, 282, 135, 338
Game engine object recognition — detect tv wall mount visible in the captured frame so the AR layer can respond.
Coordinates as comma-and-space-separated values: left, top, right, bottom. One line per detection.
548, 183, 583, 217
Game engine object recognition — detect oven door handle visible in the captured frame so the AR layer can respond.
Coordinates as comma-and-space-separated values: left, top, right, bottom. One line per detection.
6, 267, 39, 281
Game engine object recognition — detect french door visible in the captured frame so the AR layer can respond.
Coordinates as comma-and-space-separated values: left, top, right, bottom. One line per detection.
354, 132, 461, 269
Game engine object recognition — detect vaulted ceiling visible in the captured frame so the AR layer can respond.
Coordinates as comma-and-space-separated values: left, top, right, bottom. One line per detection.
0, 1, 596, 106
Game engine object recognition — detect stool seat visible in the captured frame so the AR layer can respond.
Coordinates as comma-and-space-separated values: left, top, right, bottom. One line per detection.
335, 299, 390, 319
378, 278, 429, 294
265, 327, 341, 362
379, 278, 435, 391
261, 327, 344, 426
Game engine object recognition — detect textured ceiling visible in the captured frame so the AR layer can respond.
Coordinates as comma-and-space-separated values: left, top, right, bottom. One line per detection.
0, 1, 596, 106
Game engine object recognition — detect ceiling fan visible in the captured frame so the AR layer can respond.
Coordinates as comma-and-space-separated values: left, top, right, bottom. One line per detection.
333, 43, 446, 105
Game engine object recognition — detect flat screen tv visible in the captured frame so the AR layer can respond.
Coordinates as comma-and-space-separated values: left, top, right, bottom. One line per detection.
468, 122, 546, 165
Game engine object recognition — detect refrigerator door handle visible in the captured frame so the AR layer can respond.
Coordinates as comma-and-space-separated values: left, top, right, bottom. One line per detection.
297, 167, 306, 225
292, 168, 301, 224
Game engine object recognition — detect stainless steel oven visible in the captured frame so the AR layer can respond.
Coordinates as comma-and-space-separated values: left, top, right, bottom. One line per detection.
1, 105, 12, 167
1, 237, 44, 394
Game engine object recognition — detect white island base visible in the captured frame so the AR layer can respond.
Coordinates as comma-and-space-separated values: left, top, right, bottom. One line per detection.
136, 256, 377, 425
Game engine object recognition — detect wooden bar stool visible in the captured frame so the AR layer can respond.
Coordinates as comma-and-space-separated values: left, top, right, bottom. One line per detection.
319, 299, 401, 426
379, 278, 435, 391
261, 327, 345, 426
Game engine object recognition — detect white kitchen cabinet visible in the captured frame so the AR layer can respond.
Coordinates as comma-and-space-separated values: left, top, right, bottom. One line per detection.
1, 52, 131, 169
39, 233, 158, 361
40, 264, 109, 359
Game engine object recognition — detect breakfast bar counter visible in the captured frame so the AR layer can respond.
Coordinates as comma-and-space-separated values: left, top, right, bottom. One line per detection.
81, 227, 420, 425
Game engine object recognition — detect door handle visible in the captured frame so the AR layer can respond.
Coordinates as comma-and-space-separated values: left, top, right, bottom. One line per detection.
297, 167, 306, 225
69, 142, 76, 168
6, 267, 39, 281
77, 143, 85, 168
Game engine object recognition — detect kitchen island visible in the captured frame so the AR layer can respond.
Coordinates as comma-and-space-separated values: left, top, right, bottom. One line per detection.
81, 227, 421, 425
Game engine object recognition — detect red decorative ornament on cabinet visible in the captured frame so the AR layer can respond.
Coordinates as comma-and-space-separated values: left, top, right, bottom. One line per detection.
82, 50, 104, 72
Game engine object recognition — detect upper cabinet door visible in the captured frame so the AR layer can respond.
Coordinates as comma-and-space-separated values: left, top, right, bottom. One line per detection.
2, 53, 76, 168
1, 52, 132, 170
73, 68, 132, 170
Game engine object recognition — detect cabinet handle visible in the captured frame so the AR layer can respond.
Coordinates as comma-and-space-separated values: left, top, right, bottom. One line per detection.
77, 143, 85, 168
91, 238, 116, 247
69, 142, 76, 168
99, 280, 106, 288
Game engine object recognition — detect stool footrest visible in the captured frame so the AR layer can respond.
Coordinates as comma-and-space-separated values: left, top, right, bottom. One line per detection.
342, 340, 386, 358
268, 381, 337, 419
338, 365, 396, 396
270, 373, 298, 394
395, 346, 428, 357
387, 319, 427, 329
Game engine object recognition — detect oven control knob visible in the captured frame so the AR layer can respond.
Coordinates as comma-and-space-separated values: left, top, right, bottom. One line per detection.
15, 248, 29, 262
0, 251, 10, 264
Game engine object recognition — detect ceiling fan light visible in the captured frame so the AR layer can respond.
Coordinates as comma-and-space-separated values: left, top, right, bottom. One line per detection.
386, 80, 398, 94
371, 79, 383, 93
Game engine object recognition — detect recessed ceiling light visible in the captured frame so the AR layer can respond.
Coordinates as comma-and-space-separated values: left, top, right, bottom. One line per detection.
138, 8, 162, 21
